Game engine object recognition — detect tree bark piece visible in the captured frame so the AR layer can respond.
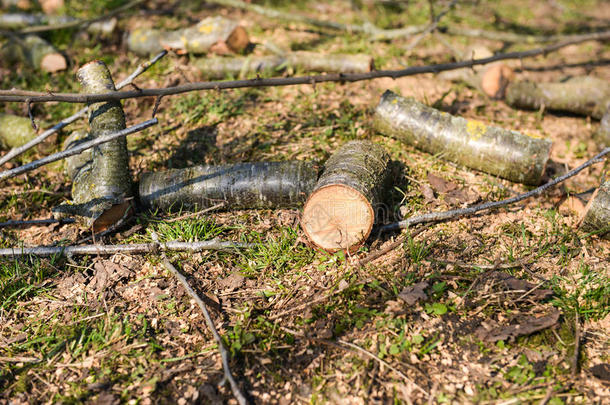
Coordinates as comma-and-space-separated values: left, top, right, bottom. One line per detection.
301, 140, 390, 253
594, 111, 610, 148
126, 16, 248, 56
579, 181, 610, 239
53, 60, 134, 232
0, 113, 37, 149
193, 52, 373, 78
2, 34, 67, 72
139, 161, 317, 212
505, 76, 610, 119
373, 90, 552, 185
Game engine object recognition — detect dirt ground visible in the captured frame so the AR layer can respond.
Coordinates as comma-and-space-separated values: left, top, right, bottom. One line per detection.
0, 0, 609, 404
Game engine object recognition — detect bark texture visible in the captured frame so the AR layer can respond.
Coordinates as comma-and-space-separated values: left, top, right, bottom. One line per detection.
0, 113, 37, 149
505, 76, 610, 119
579, 180, 610, 239
62, 130, 92, 180
594, 110, 610, 148
301, 140, 390, 253
2, 34, 67, 72
127, 16, 248, 56
373, 90, 552, 185
139, 161, 317, 211
193, 52, 373, 79
0, 13, 116, 35
54, 60, 133, 231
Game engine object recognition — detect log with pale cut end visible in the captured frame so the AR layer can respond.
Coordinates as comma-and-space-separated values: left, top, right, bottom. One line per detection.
2, 34, 67, 72
579, 181, 610, 239
301, 140, 390, 253
127, 16, 249, 56
53, 60, 133, 232
594, 111, 610, 148
505, 76, 610, 119
193, 52, 373, 79
0, 113, 37, 149
139, 161, 317, 212
373, 90, 552, 185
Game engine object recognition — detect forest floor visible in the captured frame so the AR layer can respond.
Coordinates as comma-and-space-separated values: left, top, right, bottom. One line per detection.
0, 0, 609, 404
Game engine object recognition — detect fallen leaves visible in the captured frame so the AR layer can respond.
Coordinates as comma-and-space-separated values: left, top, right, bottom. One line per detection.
475, 308, 560, 342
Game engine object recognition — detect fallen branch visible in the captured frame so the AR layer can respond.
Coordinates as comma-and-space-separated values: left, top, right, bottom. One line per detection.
0, 217, 74, 228
403, 0, 458, 53
0, 13, 117, 36
1, 34, 67, 72
0, 118, 158, 181
0, 50, 166, 166
2, 32, 609, 104
0, 113, 38, 149
380, 147, 610, 232
0, 239, 251, 257
154, 233, 249, 405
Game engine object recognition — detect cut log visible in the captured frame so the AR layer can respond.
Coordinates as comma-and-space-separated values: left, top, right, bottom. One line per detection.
193, 52, 373, 79
579, 181, 610, 239
126, 16, 249, 56
373, 90, 552, 185
53, 60, 133, 232
594, 110, 610, 148
0, 113, 37, 149
0, 13, 117, 35
301, 140, 390, 253
62, 130, 92, 180
505, 76, 610, 119
2, 34, 67, 72
139, 161, 317, 211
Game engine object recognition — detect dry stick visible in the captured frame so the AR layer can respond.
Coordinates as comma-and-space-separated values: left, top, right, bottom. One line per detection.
0, 50, 167, 166
1, 31, 609, 104
0, 239, 251, 257
404, 0, 458, 53
16, 0, 146, 34
0, 118, 158, 181
380, 147, 610, 233
154, 234, 249, 405
0, 218, 74, 228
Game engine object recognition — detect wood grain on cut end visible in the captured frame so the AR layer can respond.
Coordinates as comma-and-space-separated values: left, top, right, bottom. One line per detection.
579, 181, 610, 239
480, 64, 514, 99
226, 25, 250, 52
302, 184, 374, 252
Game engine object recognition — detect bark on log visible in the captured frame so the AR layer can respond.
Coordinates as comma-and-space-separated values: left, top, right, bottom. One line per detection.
126, 16, 249, 56
301, 140, 390, 253
193, 52, 373, 79
0, 113, 37, 149
53, 60, 133, 232
579, 180, 610, 239
139, 161, 317, 212
373, 90, 552, 185
594, 110, 610, 148
1, 34, 67, 72
505, 76, 610, 119
0, 13, 117, 35
62, 130, 92, 179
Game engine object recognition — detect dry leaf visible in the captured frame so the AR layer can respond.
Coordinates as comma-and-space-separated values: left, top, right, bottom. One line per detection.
475, 309, 560, 342
398, 281, 429, 306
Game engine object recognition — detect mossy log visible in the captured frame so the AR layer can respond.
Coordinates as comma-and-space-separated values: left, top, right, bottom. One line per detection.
53, 61, 133, 232
126, 16, 248, 56
594, 110, 610, 148
139, 161, 317, 212
579, 180, 610, 239
0, 113, 37, 149
373, 90, 552, 185
301, 140, 390, 253
505, 76, 610, 119
2, 34, 67, 72
193, 52, 373, 79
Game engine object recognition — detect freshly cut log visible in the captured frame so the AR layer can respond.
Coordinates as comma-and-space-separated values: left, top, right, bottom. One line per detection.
0, 113, 37, 149
579, 180, 610, 239
373, 90, 552, 185
127, 16, 248, 56
53, 61, 133, 232
2, 34, 67, 72
594, 111, 610, 148
193, 52, 373, 79
301, 140, 390, 253
505, 76, 610, 119
139, 161, 317, 211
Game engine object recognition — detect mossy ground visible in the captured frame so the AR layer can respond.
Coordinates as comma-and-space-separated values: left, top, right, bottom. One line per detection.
0, 0, 609, 403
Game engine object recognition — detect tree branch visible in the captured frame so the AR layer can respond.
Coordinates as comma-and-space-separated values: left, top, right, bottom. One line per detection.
380, 147, 610, 233
1, 31, 607, 104
0, 51, 167, 166
0, 118, 158, 181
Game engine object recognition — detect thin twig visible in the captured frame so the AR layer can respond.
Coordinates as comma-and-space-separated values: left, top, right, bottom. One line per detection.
404, 0, 458, 53
0, 239, 252, 257
16, 0, 146, 34
0, 50, 167, 166
359, 226, 428, 266
571, 311, 581, 377
165, 203, 226, 223
380, 147, 610, 232
0, 218, 74, 228
153, 233, 248, 405
1, 32, 609, 104
0, 118, 158, 181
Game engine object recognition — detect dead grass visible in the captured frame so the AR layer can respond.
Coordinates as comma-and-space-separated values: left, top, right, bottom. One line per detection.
1, 0, 609, 404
